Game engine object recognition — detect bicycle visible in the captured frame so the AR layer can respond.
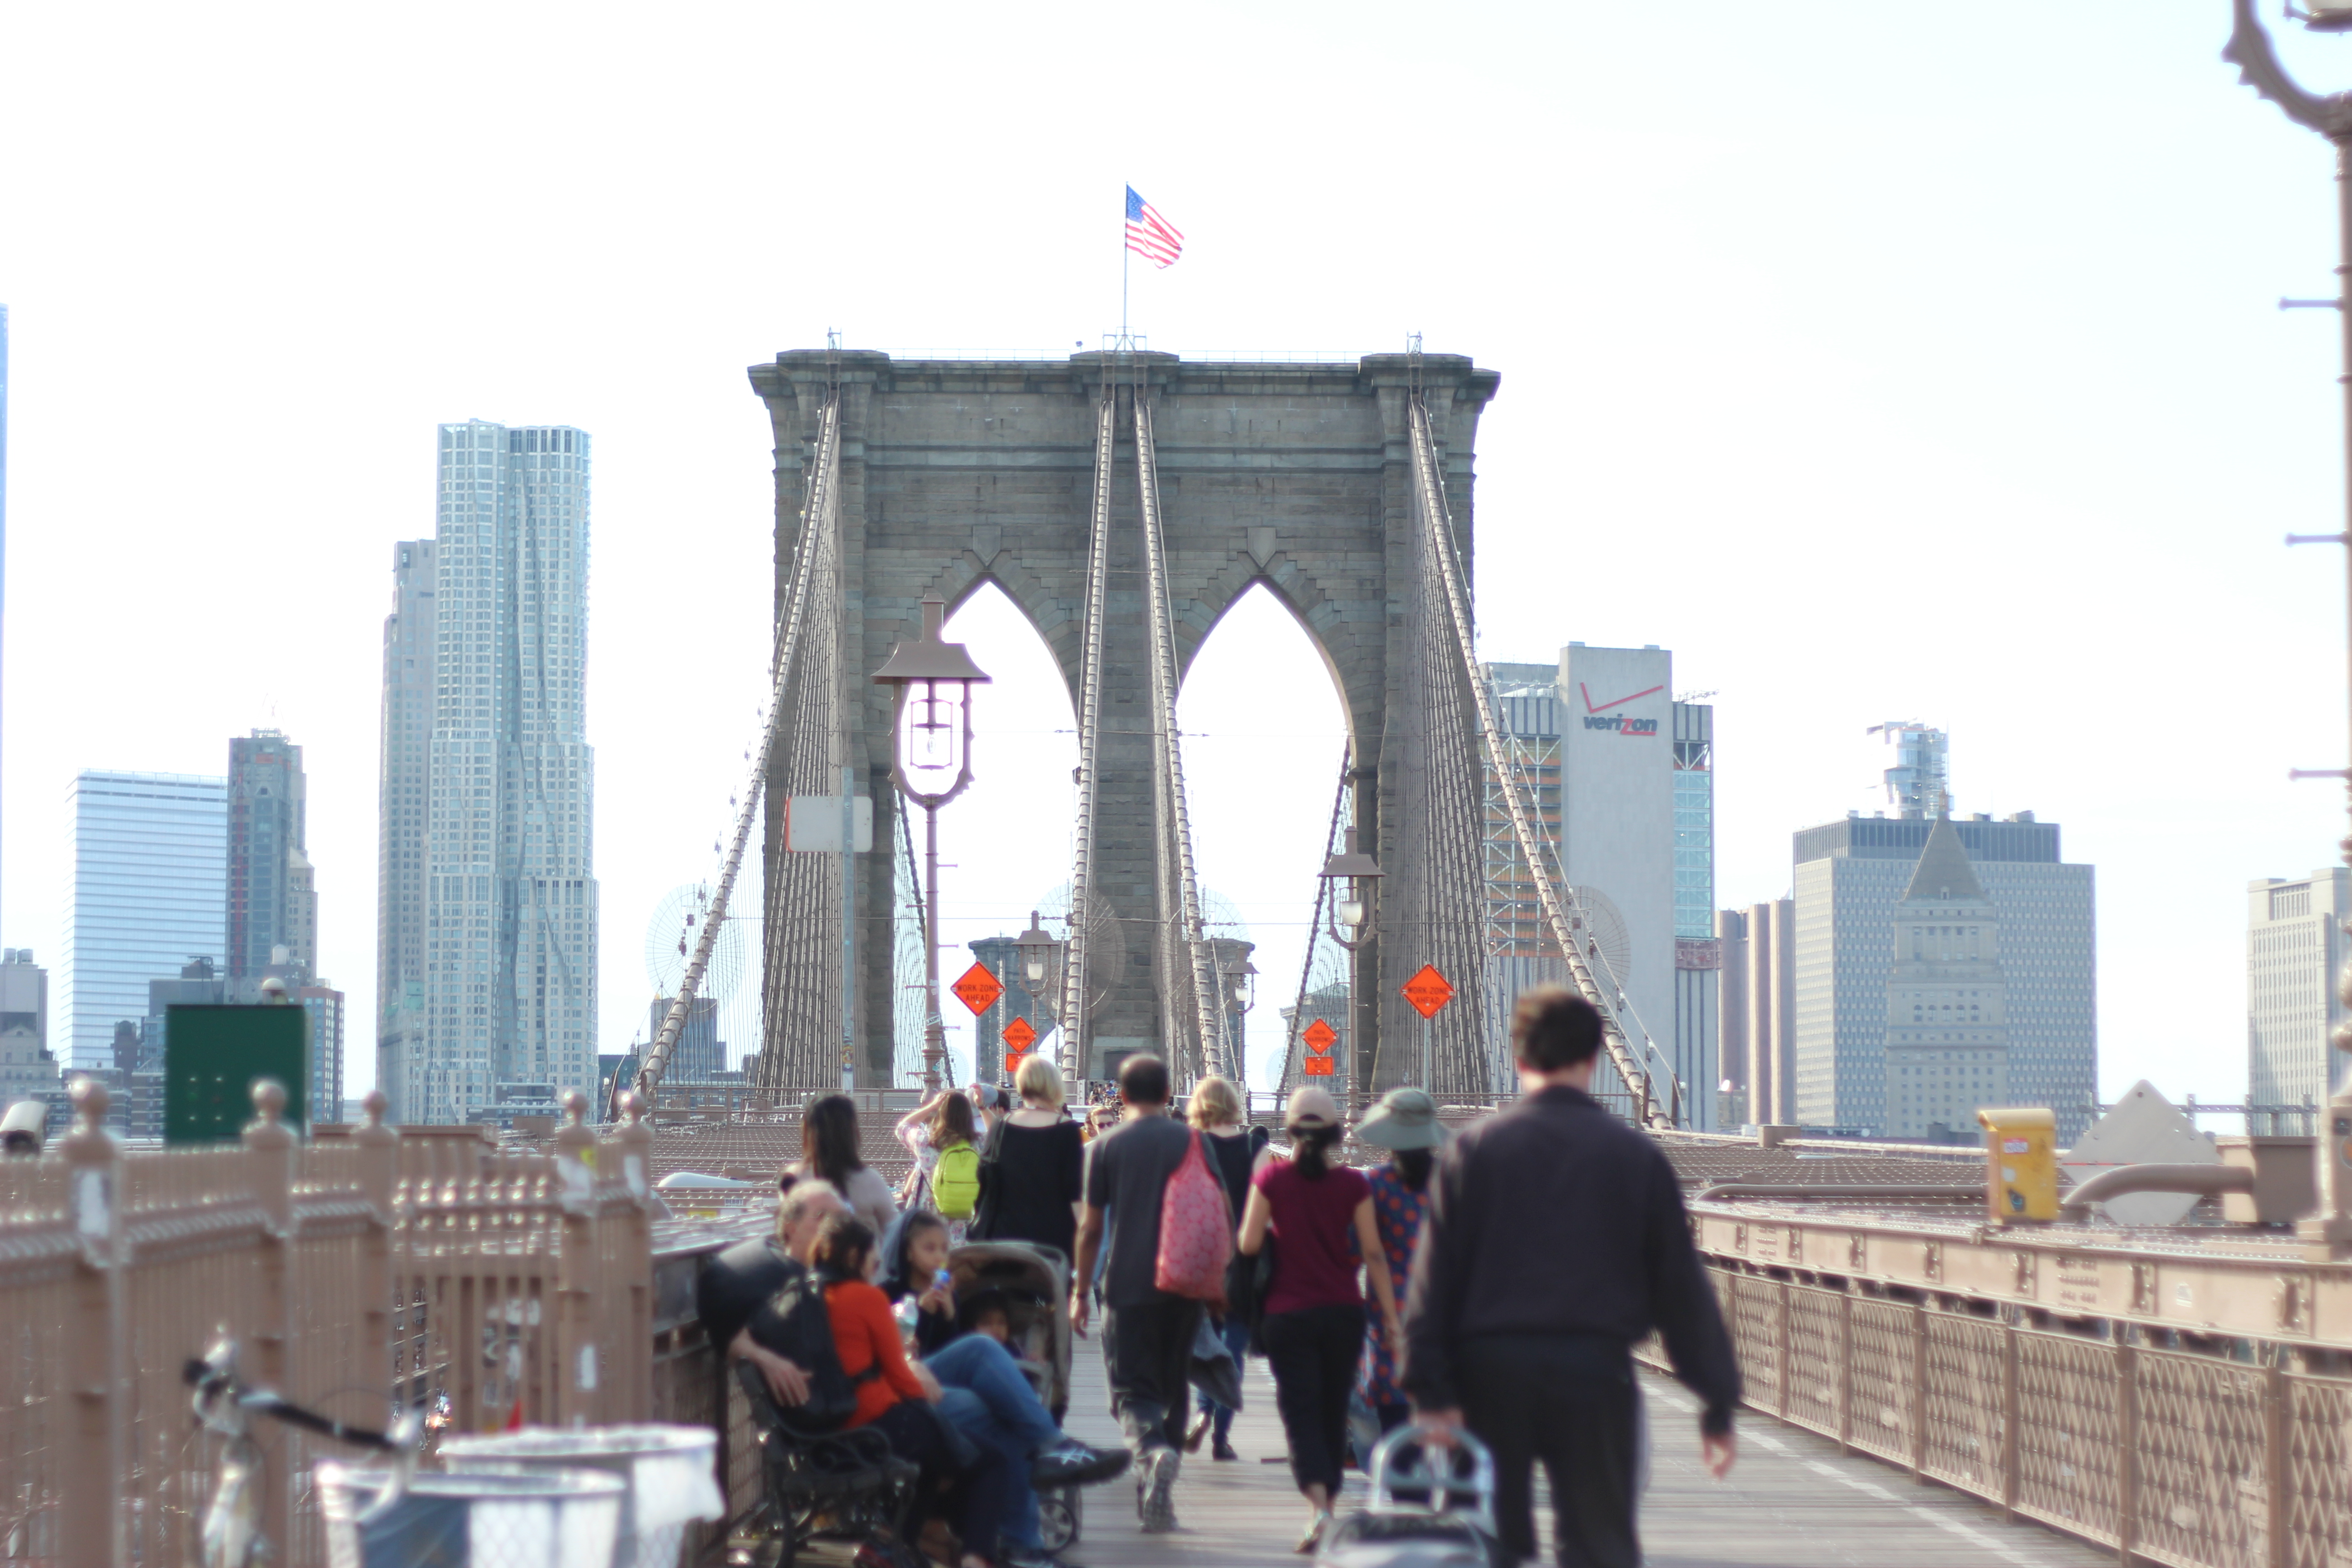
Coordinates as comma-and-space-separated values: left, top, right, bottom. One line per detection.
182, 1332, 424, 1568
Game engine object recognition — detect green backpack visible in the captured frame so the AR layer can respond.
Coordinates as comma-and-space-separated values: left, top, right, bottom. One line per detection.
933, 1142, 981, 1220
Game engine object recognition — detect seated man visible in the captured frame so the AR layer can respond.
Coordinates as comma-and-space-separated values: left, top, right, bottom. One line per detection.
696, 1179, 848, 1409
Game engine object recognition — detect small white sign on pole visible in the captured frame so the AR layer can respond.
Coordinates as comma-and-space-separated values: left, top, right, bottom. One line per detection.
785, 795, 873, 853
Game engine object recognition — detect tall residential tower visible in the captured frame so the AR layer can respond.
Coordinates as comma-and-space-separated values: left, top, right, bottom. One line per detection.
384, 423, 598, 1125
2247, 868, 2351, 1126
226, 730, 312, 982
377, 540, 437, 1118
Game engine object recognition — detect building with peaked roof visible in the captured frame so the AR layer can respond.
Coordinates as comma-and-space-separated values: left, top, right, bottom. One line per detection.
1882, 811, 2010, 1139
1793, 796, 2094, 1141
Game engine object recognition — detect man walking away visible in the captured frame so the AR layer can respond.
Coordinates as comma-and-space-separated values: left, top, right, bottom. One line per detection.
1072, 1054, 1204, 1533
1402, 987, 1740, 1568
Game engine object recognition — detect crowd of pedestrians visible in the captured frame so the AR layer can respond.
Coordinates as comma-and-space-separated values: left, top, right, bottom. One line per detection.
698, 982, 1741, 1568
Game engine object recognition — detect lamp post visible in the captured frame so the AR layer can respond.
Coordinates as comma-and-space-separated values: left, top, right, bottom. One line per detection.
2228, 0, 2352, 1247
1012, 911, 1065, 1064
1218, 951, 1257, 1082
1318, 829, 1383, 951
872, 593, 992, 1093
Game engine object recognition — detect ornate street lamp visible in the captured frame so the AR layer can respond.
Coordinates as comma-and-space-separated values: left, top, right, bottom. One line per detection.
1013, 910, 1063, 1024
872, 593, 991, 1092
2227, 0, 2352, 1247
1318, 829, 1383, 951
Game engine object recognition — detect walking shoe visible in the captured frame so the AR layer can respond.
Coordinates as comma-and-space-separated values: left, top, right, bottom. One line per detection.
1031, 1439, 1129, 1488
1211, 1439, 1240, 1462
1137, 1447, 1180, 1533
1182, 1409, 1212, 1453
1293, 1511, 1332, 1554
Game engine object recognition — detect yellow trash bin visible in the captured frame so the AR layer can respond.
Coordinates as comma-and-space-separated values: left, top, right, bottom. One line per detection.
1979, 1107, 2058, 1222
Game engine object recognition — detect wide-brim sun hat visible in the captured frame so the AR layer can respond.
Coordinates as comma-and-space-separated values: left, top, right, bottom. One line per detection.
1284, 1086, 1343, 1131
1356, 1086, 1446, 1151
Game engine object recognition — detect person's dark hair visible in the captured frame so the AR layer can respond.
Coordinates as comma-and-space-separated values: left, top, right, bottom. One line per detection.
1118, 1054, 1171, 1107
958, 1286, 1014, 1333
1393, 1146, 1435, 1192
802, 1094, 867, 1189
1288, 1122, 1343, 1179
929, 1091, 977, 1149
1511, 985, 1604, 1071
812, 1212, 876, 1284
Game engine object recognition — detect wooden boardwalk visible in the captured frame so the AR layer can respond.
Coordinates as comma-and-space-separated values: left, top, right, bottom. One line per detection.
1054, 1338, 2109, 1568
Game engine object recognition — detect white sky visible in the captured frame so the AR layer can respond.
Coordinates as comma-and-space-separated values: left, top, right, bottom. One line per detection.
4, 1, 2349, 1112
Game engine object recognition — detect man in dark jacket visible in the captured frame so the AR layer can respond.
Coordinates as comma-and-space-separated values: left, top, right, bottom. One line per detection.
1402, 986, 1739, 1568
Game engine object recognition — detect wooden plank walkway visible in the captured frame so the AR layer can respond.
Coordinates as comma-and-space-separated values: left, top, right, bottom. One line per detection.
1054, 1337, 2110, 1568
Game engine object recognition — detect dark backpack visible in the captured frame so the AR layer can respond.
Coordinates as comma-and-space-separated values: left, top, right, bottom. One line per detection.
750, 1267, 877, 1436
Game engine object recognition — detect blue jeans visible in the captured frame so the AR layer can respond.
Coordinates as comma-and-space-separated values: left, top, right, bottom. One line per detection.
929, 1335, 1060, 1550
1193, 1313, 1252, 1444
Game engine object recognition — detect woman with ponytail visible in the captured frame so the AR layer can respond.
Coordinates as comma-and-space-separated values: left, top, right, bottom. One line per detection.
1236, 1087, 1401, 1553
1352, 1086, 1448, 1434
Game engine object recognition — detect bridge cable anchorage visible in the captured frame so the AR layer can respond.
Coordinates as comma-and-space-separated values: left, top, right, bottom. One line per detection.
1406, 399, 1672, 1127
1058, 392, 1119, 1068
629, 392, 843, 1108
1133, 396, 1231, 1088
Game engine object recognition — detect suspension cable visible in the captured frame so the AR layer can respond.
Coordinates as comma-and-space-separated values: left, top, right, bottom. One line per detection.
632, 394, 840, 1105
1278, 745, 1351, 1099
1406, 399, 1667, 1126
1133, 397, 1228, 1084
1060, 392, 1118, 1066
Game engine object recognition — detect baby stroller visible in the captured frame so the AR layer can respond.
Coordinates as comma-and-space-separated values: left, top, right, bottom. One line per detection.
947, 1240, 1082, 1550
1316, 1424, 1505, 1568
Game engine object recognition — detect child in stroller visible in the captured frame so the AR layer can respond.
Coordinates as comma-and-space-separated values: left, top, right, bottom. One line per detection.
880, 1213, 1127, 1560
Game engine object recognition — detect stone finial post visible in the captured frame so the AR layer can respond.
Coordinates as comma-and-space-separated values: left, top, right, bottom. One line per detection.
552, 1090, 601, 1425
241, 1079, 296, 1557
616, 1091, 655, 1201
353, 1090, 399, 1385
59, 1077, 122, 1568
611, 1090, 657, 1417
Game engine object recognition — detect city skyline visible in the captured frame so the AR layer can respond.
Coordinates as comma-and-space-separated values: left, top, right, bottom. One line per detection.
4, 6, 2349, 1111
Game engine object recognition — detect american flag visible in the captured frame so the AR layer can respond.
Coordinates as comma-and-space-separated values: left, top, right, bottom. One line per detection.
1125, 186, 1183, 269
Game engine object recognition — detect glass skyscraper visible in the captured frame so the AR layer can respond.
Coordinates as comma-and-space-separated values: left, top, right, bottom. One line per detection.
382, 422, 598, 1125
58, 771, 228, 1068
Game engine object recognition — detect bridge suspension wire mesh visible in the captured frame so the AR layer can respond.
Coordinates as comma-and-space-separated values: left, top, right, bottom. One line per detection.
1134, 397, 1228, 1089
1405, 397, 1667, 1126
632, 394, 843, 1103
1057, 392, 1119, 1073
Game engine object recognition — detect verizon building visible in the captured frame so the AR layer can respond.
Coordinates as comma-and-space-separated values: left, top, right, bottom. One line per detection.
1483, 643, 1718, 1126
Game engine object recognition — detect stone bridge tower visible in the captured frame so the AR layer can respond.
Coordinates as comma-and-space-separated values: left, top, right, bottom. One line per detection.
747, 349, 1500, 1089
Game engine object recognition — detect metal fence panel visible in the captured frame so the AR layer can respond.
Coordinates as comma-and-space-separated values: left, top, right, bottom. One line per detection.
1782, 1285, 1842, 1439
2284, 1370, 2352, 1568
2129, 1348, 2273, 1568
2010, 1328, 2125, 1548
1918, 1310, 2002, 1496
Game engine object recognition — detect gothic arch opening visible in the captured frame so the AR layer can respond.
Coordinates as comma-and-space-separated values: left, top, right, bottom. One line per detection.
1177, 581, 1352, 1094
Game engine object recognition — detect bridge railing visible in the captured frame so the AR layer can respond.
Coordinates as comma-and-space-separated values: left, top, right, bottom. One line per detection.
1650, 1253, 2352, 1568
2, 1080, 765, 1568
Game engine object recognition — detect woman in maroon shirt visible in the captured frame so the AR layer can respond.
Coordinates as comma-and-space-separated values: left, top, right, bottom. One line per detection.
1237, 1087, 1402, 1553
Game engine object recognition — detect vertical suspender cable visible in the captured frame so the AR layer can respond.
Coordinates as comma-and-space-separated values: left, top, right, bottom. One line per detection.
1133, 397, 1228, 1085
632, 396, 840, 1106
1059, 392, 1118, 1068
1406, 400, 1665, 1126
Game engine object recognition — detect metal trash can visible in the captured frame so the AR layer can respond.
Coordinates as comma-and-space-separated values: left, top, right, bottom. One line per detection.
316, 1464, 625, 1568
439, 1426, 725, 1568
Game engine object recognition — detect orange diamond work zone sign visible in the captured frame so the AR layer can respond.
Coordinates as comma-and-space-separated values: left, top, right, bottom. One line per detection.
1003, 1017, 1036, 1052
1302, 1019, 1338, 1055
1302, 1054, 1335, 1076
952, 962, 1004, 1016
1401, 965, 1454, 1020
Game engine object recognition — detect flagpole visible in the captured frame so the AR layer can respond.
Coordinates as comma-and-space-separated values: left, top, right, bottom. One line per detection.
1121, 215, 1130, 346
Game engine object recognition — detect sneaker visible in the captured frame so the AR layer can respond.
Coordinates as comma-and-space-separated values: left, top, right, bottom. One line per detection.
1137, 1447, 1180, 1533
1032, 1439, 1130, 1488
1211, 1439, 1240, 1462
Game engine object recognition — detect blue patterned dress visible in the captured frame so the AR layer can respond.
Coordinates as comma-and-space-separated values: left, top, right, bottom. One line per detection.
1359, 1165, 1429, 1414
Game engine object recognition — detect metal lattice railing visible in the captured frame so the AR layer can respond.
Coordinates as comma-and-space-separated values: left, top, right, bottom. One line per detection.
1642, 1260, 2352, 1568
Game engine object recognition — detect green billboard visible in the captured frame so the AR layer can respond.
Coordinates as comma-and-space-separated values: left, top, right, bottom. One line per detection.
163, 1004, 307, 1144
